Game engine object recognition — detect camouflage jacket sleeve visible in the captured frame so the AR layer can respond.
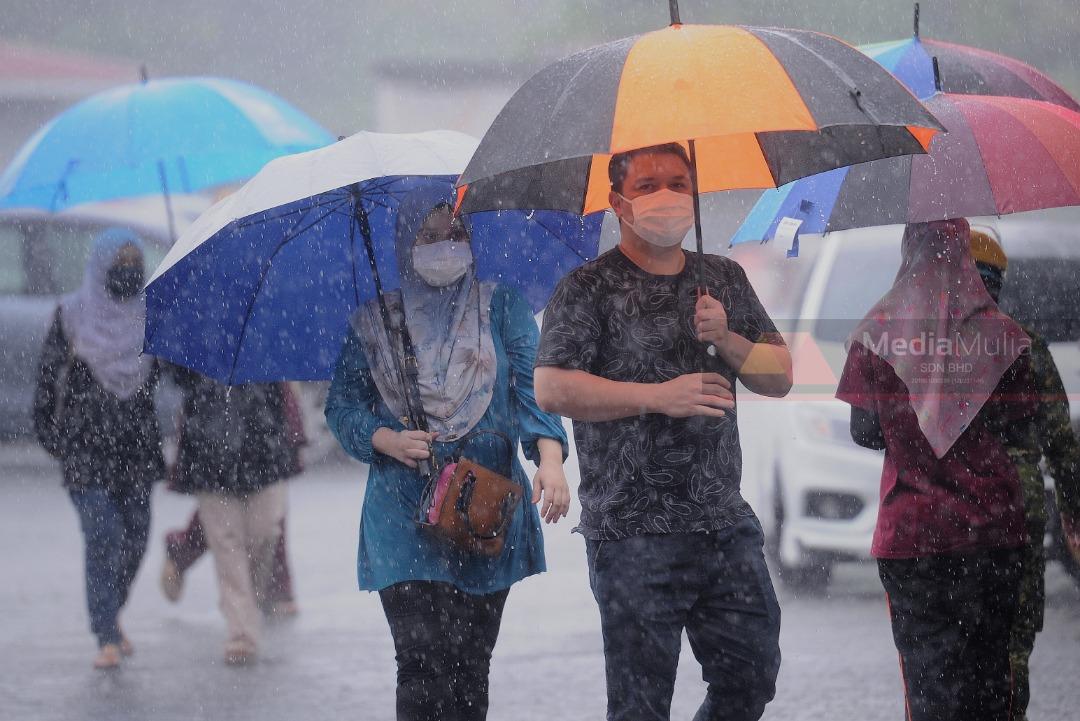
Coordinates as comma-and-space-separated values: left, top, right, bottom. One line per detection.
1028, 330, 1080, 518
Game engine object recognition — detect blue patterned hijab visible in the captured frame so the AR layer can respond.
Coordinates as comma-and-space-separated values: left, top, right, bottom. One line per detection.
352, 183, 496, 440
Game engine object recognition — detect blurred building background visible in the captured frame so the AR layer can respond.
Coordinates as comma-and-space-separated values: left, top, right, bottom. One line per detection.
1, 0, 1077, 151
0, 42, 139, 166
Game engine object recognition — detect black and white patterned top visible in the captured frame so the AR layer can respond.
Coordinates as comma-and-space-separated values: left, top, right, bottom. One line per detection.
537, 248, 783, 540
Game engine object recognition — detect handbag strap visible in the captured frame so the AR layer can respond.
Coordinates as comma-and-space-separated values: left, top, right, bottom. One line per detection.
448, 428, 514, 464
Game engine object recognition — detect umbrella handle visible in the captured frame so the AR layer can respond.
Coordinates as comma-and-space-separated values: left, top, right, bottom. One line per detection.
687, 139, 717, 360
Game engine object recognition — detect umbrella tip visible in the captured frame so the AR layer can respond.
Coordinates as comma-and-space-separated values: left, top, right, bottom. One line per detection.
139, 64, 149, 83
914, 3, 920, 38
932, 55, 942, 92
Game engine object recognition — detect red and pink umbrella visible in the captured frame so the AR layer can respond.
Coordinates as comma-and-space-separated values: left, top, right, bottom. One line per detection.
733, 92, 1080, 237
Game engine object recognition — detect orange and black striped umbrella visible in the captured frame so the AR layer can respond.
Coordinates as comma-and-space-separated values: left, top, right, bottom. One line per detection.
457, 23, 944, 217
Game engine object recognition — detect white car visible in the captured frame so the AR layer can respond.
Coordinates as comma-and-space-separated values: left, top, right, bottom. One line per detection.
736, 210, 1080, 590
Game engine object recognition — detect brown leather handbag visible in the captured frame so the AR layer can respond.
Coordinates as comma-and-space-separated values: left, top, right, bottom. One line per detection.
420, 430, 523, 558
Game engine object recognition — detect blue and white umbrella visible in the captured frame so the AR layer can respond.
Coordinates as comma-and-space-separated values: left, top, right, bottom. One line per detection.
0, 76, 333, 216
144, 130, 602, 384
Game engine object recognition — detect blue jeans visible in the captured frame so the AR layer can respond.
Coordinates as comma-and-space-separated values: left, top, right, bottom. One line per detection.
586, 517, 781, 721
69, 485, 151, 647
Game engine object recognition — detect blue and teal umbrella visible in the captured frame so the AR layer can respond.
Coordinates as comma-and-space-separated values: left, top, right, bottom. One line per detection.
0, 76, 333, 216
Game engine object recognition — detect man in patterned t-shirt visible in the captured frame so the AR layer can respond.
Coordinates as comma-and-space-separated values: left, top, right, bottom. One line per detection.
534, 143, 792, 721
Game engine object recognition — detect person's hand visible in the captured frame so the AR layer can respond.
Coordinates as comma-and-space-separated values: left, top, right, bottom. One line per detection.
532, 462, 571, 523
652, 373, 734, 418
1062, 512, 1080, 565
695, 294, 728, 347
372, 428, 436, 469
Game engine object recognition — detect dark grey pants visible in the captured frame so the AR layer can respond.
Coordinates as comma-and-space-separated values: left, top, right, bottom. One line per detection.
586, 517, 782, 721
879, 547, 1023, 721
379, 581, 509, 721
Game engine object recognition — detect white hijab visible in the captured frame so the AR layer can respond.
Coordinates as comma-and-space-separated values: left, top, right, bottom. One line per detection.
60, 227, 151, 400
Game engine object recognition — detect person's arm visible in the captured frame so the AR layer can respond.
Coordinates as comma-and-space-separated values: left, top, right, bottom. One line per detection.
534, 273, 733, 422
534, 366, 733, 422
32, 309, 69, 457
1027, 336, 1080, 561
836, 341, 882, 449
850, 406, 886, 450
498, 287, 571, 522
697, 304, 793, 398
324, 328, 432, 468
694, 262, 793, 398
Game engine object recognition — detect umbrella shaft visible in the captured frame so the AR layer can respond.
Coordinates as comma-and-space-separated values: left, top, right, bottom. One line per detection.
157, 160, 177, 244
351, 189, 430, 437
687, 139, 705, 295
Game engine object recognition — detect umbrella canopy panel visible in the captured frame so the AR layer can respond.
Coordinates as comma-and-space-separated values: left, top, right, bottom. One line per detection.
862, 36, 1080, 110
458, 24, 942, 215
732, 93, 1080, 242
0, 76, 334, 211
144, 174, 601, 384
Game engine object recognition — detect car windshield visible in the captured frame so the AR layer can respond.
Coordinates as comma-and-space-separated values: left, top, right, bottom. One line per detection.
813, 231, 1080, 344
1000, 258, 1080, 342
11, 221, 168, 296
813, 239, 901, 343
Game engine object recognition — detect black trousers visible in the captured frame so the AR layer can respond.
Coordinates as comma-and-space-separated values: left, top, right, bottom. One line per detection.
379, 581, 509, 721
878, 547, 1023, 721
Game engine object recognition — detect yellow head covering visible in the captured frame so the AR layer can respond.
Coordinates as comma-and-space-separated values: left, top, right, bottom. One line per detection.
970, 227, 1008, 271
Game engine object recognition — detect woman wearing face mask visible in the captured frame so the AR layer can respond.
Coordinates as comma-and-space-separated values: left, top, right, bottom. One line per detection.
325, 183, 571, 721
33, 227, 164, 670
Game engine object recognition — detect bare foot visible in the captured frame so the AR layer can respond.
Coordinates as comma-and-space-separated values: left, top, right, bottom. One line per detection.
93, 644, 122, 670
224, 638, 256, 666
161, 558, 183, 603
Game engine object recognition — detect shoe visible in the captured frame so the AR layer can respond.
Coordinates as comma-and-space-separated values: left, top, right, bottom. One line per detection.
224, 639, 256, 666
93, 644, 122, 670
161, 558, 183, 603
119, 633, 134, 657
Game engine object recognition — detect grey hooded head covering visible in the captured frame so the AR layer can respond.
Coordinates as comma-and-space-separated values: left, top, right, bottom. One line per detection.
60, 227, 151, 399
351, 183, 497, 441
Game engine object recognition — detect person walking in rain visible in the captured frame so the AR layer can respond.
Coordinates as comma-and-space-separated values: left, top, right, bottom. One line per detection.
164, 367, 296, 665
534, 143, 791, 721
837, 219, 1035, 721
968, 227, 1080, 721
159, 379, 305, 618
324, 183, 571, 721
32, 227, 164, 669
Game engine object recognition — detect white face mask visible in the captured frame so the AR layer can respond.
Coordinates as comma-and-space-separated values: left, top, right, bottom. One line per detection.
618, 188, 695, 248
412, 240, 473, 287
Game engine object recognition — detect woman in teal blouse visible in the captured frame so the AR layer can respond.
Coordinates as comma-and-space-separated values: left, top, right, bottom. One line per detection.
325, 183, 570, 721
